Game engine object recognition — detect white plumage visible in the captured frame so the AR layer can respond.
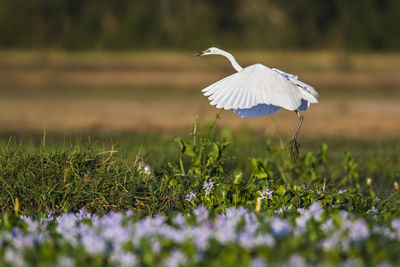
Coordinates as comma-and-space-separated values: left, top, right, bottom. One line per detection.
192, 47, 319, 158
203, 63, 318, 112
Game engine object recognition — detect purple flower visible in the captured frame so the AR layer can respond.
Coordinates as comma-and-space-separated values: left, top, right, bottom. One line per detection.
260, 188, 273, 200
288, 254, 306, 267
367, 206, 378, 214
270, 217, 291, 237
274, 209, 282, 215
194, 206, 209, 222
81, 232, 106, 254
308, 202, 323, 221
252, 257, 267, 267
125, 210, 134, 217
56, 256, 75, 267
164, 250, 186, 267
349, 219, 370, 241
302, 184, 306, 190
297, 208, 306, 214
338, 189, 347, 195
391, 218, 400, 231
322, 232, 340, 250
321, 218, 334, 232
47, 210, 56, 220
186, 191, 196, 202
203, 180, 214, 195
78, 208, 90, 219
173, 213, 185, 227
110, 252, 137, 267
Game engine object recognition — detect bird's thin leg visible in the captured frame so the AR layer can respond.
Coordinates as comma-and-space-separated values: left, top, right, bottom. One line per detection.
289, 110, 304, 158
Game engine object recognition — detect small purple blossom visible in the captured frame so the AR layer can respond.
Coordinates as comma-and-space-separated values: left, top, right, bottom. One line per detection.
338, 189, 348, 195
2, 200, 398, 266
308, 202, 324, 221
297, 208, 306, 214
274, 209, 282, 215
391, 218, 400, 231
349, 219, 370, 241
47, 210, 56, 220
270, 217, 291, 237
203, 180, 214, 195
288, 254, 306, 267
78, 208, 90, 219
125, 210, 134, 217
164, 250, 186, 267
367, 206, 378, 214
260, 188, 273, 200
194, 206, 209, 222
252, 257, 267, 267
302, 184, 306, 190
186, 191, 196, 202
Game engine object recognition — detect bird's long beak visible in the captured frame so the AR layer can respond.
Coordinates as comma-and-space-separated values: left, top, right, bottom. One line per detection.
191, 51, 203, 57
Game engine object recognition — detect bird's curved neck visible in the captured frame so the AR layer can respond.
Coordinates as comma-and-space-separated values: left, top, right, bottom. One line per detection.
217, 50, 243, 72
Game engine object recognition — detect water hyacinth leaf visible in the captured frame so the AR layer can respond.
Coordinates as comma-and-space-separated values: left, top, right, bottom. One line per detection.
265, 139, 279, 155
318, 143, 328, 164
249, 158, 270, 179
208, 142, 220, 159
293, 185, 302, 193
169, 178, 178, 187
215, 186, 227, 202
233, 169, 243, 184
303, 152, 316, 166
277, 185, 286, 197
175, 138, 196, 157
192, 147, 204, 167
232, 192, 240, 204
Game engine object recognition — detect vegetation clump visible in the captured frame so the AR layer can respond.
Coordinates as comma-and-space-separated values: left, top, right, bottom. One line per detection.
0, 119, 398, 216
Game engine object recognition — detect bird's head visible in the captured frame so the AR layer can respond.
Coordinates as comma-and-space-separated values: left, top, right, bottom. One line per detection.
191, 47, 220, 57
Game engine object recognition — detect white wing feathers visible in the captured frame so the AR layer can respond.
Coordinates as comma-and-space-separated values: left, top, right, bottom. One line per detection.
272, 68, 319, 104
202, 64, 318, 111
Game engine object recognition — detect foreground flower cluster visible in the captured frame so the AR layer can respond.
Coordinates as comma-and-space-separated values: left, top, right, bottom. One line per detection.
1, 204, 400, 267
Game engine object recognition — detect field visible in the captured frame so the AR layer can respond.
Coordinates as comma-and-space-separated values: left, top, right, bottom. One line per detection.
1, 50, 400, 136
0, 51, 400, 266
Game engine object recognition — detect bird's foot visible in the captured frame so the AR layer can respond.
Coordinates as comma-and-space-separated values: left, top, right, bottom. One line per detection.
289, 138, 302, 159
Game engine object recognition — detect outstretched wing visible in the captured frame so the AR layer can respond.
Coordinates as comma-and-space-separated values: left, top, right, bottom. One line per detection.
272, 68, 319, 104
202, 64, 317, 111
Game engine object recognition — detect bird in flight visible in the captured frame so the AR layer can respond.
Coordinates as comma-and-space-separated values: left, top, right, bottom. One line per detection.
192, 47, 319, 158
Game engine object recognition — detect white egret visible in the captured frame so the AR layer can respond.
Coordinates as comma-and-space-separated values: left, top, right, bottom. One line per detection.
192, 47, 319, 158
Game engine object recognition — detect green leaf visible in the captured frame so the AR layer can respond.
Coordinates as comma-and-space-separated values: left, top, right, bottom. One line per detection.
174, 138, 196, 157
215, 186, 227, 202
192, 147, 204, 166
233, 169, 243, 184
249, 158, 269, 179
276, 185, 286, 196
208, 142, 219, 159
318, 143, 328, 164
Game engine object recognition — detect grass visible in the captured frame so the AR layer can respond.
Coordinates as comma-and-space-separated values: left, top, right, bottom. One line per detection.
0, 119, 399, 216
1, 123, 400, 264
1, 50, 399, 266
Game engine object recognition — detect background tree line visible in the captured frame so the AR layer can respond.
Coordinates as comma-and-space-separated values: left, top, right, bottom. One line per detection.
0, 0, 399, 51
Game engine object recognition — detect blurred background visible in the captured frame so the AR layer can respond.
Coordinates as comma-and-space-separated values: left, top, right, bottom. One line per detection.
0, 0, 399, 139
